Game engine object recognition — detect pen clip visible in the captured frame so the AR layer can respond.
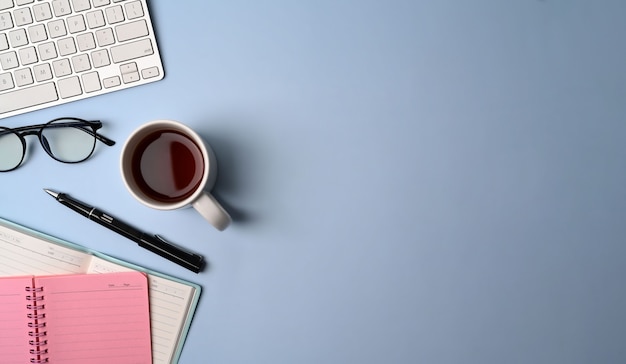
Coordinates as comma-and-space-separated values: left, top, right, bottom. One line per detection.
154, 234, 199, 256
154, 234, 170, 244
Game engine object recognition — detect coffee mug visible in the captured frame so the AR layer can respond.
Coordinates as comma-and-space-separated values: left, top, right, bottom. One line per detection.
120, 120, 231, 231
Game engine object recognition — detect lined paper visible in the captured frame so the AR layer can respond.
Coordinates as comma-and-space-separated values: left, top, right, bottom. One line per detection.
0, 230, 91, 276
89, 257, 196, 363
36, 272, 152, 364
0, 220, 199, 364
0, 276, 33, 363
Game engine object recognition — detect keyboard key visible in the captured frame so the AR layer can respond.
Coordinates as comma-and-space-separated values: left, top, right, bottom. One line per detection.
0, 82, 58, 114
17, 46, 36, 65
57, 37, 76, 56
71, 0, 91, 12
82, 71, 101, 92
0, 12, 13, 31
103, 75, 120, 88
91, 49, 110, 67
57, 75, 81, 98
27, 23, 47, 43
111, 38, 153, 63
71, 53, 90, 72
13, 7, 32, 26
33, 63, 53, 81
67, 14, 86, 33
48, 19, 67, 38
76, 32, 95, 51
14, 68, 33, 86
8, 28, 26, 47
122, 71, 139, 83
52, 58, 71, 77
120, 62, 137, 74
51, 0, 71, 17
86, 9, 105, 28
105, 5, 124, 24
0, 72, 14, 91
33, 2, 52, 21
0, 50, 18, 69
0, 0, 13, 11
124, 1, 144, 20
95, 27, 114, 46
93, 0, 110, 7
0, 0, 13, 10
38, 42, 57, 61
115, 19, 148, 42
141, 66, 160, 79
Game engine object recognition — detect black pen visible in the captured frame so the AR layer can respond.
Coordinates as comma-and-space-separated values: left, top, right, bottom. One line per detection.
44, 189, 204, 273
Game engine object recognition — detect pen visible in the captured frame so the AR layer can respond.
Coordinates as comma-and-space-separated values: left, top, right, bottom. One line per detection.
43, 189, 204, 273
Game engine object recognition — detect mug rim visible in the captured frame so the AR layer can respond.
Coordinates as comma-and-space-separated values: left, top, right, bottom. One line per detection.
119, 119, 211, 210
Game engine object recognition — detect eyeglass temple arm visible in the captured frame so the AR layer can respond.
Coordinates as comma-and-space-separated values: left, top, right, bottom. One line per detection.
94, 131, 116, 146
80, 120, 116, 146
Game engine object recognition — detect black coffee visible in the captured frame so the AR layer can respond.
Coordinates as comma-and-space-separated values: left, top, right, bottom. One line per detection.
131, 130, 205, 203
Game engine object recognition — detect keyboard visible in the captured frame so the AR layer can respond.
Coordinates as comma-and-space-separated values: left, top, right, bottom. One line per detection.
0, 0, 163, 119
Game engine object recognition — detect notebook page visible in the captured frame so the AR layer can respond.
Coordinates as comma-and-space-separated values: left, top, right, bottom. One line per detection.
0, 276, 33, 363
0, 218, 201, 364
88, 257, 196, 364
36, 272, 152, 364
0, 226, 92, 276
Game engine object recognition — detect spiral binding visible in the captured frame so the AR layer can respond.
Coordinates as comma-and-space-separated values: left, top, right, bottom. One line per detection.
25, 285, 49, 364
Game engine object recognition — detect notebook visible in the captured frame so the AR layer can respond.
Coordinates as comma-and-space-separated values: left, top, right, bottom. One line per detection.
0, 217, 201, 364
0, 272, 152, 364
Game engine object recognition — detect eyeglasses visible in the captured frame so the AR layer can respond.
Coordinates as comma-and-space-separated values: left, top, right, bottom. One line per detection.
0, 117, 115, 172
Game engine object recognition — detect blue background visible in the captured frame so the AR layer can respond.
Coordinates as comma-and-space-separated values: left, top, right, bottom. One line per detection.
3, 1, 626, 363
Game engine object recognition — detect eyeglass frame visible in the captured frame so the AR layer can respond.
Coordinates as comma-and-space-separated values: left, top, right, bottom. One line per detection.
0, 117, 116, 172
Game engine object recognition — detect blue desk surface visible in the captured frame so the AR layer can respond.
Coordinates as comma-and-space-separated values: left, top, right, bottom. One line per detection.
3, 1, 626, 363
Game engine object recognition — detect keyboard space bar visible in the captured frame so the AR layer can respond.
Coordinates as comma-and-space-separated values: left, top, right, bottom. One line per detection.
0, 83, 58, 115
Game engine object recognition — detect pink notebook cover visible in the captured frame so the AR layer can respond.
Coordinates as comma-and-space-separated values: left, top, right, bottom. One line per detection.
0, 271, 152, 364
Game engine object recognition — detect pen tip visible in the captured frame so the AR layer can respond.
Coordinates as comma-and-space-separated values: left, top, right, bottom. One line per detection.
43, 189, 59, 198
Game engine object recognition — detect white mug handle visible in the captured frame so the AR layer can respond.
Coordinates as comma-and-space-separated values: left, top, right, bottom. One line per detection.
192, 193, 232, 231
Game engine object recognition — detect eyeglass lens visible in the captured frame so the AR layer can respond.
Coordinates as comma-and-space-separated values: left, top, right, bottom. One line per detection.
42, 119, 97, 163
0, 128, 24, 171
0, 119, 99, 172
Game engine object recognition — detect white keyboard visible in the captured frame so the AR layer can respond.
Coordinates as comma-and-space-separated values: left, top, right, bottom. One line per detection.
0, 0, 163, 119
